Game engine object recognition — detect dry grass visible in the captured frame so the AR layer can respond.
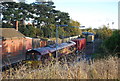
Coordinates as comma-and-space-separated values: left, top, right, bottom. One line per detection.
2, 56, 119, 79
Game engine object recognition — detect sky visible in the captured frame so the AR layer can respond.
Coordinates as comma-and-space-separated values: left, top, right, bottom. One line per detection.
26, 0, 119, 29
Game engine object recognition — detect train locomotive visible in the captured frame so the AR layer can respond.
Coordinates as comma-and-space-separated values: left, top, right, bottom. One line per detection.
82, 32, 94, 43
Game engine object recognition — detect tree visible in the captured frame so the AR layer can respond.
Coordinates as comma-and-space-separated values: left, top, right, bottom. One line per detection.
2, 2, 31, 28
55, 11, 70, 25
35, 28, 44, 37
97, 25, 112, 39
30, 1, 56, 27
67, 19, 82, 36
103, 30, 120, 53
2, 22, 13, 28
18, 24, 28, 36
2, 1, 72, 38
86, 27, 96, 34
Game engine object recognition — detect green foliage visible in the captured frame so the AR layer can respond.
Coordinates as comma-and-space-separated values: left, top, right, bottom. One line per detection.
67, 19, 82, 36
82, 27, 96, 34
103, 30, 120, 53
42, 26, 51, 38
2, 2, 81, 38
18, 25, 28, 36
35, 28, 44, 37
69, 19, 80, 27
26, 25, 36, 37
2, 22, 13, 28
58, 27, 66, 37
87, 27, 96, 34
2, 2, 30, 22
97, 25, 112, 39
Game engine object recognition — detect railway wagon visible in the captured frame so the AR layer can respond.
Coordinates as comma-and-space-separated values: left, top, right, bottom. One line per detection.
87, 35, 94, 43
25, 38, 86, 64
1, 28, 47, 67
61, 35, 80, 43
26, 41, 76, 61
25, 37, 47, 49
2, 37, 47, 67
72, 38, 86, 51
25, 37, 33, 50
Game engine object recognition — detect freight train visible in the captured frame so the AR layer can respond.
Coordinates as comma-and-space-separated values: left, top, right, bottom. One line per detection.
25, 38, 86, 64
1, 28, 92, 69
2, 36, 86, 68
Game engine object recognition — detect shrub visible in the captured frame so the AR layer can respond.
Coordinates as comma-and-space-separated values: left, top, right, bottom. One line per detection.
103, 30, 120, 53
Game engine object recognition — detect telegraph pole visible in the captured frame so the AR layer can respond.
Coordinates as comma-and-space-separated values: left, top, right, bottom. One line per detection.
56, 25, 58, 58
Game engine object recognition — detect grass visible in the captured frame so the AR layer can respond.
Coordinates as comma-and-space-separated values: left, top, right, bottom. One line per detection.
2, 55, 119, 79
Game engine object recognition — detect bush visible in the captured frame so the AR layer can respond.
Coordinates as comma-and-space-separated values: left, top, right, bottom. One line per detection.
96, 25, 112, 39
103, 30, 120, 53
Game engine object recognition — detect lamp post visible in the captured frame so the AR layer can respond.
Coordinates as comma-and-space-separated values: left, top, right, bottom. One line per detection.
55, 25, 58, 58
55, 24, 68, 58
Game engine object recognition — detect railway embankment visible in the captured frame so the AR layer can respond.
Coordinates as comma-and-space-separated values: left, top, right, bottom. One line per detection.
2, 55, 119, 79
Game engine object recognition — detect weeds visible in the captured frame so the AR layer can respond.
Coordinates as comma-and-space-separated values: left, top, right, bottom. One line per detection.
2, 56, 119, 79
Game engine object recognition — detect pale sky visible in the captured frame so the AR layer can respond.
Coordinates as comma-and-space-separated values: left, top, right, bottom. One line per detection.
26, 0, 119, 29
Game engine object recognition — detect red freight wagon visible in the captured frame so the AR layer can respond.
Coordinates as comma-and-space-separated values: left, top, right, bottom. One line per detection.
72, 38, 86, 51
2, 36, 25, 57
32, 38, 41, 48
25, 37, 32, 50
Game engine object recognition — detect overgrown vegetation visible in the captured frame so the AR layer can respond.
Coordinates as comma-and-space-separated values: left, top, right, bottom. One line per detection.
2, 56, 119, 79
103, 30, 120, 53
95, 25, 113, 40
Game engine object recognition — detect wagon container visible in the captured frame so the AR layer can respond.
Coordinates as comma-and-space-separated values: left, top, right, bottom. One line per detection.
25, 37, 32, 50
32, 38, 41, 48
72, 38, 86, 51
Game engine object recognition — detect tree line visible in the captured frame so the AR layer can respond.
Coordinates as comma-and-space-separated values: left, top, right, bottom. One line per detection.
2, 2, 82, 38
94, 25, 120, 54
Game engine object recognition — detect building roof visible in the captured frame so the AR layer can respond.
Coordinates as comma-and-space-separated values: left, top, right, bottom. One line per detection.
0, 28, 25, 39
